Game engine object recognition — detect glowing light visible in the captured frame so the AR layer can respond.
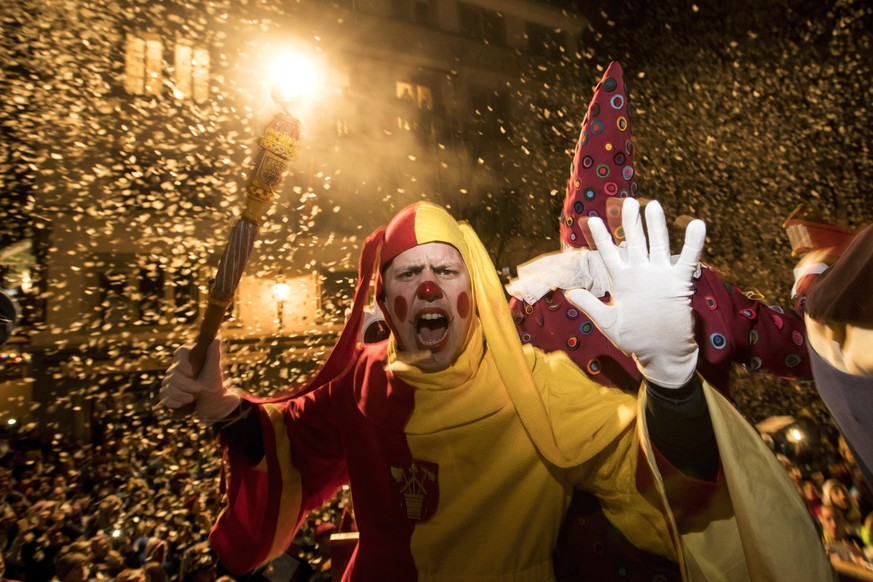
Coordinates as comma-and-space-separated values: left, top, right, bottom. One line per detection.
6, 418, 16, 426
112, 529, 122, 538
20, 268, 32, 292
787, 427, 803, 443
272, 282, 291, 302
269, 52, 320, 107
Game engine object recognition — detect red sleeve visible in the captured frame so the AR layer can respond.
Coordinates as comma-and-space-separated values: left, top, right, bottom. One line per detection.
692, 266, 812, 394
210, 379, 350, 575
637, 445, 728, 533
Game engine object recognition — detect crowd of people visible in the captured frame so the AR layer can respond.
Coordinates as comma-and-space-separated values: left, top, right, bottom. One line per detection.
0, 214, 869, 581
0, 411, 355, 581
0, 368, 870, 580
785, 435, 873, 571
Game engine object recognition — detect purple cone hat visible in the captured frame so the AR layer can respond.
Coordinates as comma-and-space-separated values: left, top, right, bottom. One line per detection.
560, 61, 639, 249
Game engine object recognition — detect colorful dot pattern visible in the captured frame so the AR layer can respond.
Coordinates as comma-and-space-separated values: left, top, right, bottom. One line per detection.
509, 265, 811, 396
561, 61, 639, 249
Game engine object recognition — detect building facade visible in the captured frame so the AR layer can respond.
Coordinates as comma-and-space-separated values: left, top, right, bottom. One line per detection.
0, 0, 586, 437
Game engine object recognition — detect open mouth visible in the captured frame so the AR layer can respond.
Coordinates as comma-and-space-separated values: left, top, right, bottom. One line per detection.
415, 310, 449, 349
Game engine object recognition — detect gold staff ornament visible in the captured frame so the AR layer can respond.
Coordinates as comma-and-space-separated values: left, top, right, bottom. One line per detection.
186, 111, 301, 385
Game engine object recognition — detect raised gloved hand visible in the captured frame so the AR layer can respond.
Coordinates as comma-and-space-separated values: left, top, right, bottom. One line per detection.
565, 199, 706, 388
159, 339, 240, 423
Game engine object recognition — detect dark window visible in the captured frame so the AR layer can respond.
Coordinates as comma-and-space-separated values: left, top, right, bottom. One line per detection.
527, 22, 565, 58
469, 87, 511, 141
458, 3, 505, 45
391, 0, 409, 20
173, 267, 199, 324
137, 262, 165, 324
100, 267, 133, 326
414, 0, 433, 24
536, 99, 564, 152
96, 256, 196, 327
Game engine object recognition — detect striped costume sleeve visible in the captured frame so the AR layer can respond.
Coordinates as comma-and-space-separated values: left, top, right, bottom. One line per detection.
210, 381, 350, 575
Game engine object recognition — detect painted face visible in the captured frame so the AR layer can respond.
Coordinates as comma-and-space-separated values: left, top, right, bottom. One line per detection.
383, 242, 473, 372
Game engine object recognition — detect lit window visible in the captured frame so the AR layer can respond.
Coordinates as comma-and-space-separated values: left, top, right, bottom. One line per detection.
174, 41, 210, 103
124, 33, 163, 96
395, 81, 433, 131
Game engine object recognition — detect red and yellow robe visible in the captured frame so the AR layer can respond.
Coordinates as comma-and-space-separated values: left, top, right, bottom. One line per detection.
211, 326, 829, 580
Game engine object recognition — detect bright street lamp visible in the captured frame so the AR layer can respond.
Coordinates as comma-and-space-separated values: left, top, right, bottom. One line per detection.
267, 50, 322, 113
272, 279, 291, 334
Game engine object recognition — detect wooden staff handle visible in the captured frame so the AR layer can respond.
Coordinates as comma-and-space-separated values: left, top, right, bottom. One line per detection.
174, 112, 301, 417
189, 299, 229, 378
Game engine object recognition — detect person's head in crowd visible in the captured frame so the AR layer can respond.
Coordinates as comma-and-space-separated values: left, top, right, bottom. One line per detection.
823, 479, 851, 511
802, 481, 823, 512
818, 504, 848, 543
116, 568, 145, 582
811, 469, 827, 489
145, 537, 167, 565
181, 562, 216, 582
838, 436, 856, 466
91, 532, 111, 559
775, 454, 803, 491
143, 562, 170, 582
822, 478, 862, 527
55, 552, 89, 582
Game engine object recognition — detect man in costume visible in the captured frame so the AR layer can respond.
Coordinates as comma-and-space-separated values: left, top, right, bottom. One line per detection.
507, 62, 811, 396
507, 62, 818, 580
161, 199, 828, 580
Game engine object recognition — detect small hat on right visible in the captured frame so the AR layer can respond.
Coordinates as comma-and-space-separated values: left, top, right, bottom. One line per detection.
560, 61, 639, 249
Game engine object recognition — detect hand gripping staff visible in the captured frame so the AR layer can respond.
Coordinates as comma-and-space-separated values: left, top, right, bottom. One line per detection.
181, 113, 300, 412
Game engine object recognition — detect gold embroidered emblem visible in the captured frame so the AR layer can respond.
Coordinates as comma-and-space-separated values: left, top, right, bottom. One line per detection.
390, 461, 438, 521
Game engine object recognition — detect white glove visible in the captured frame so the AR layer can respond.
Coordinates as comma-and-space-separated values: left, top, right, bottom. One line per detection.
565, 199, 706, 388
159, 339, 241, 424
505, 248, 613, 304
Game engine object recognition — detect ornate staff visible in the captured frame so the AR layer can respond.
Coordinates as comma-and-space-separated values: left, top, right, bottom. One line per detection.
186, 111, 301, 381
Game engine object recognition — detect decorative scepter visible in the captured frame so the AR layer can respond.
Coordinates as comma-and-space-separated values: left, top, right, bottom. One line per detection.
186, 109, 301, 382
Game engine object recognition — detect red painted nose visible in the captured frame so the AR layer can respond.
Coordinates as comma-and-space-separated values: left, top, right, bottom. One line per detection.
416, 280, 443, 301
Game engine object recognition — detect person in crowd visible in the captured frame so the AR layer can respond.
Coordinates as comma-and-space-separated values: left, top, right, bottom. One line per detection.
88, 532, 126, 578
161, 199, 829, 580
818, 504, 869, 567
506, 61, 817, 580
114, 568, 145, 582
143, 561, 170, 582
802, 480, 824, 517
52, 551, 88, 582
792, 223, 873, 492
822, 479, 863, 535
508, 61, 811, 399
